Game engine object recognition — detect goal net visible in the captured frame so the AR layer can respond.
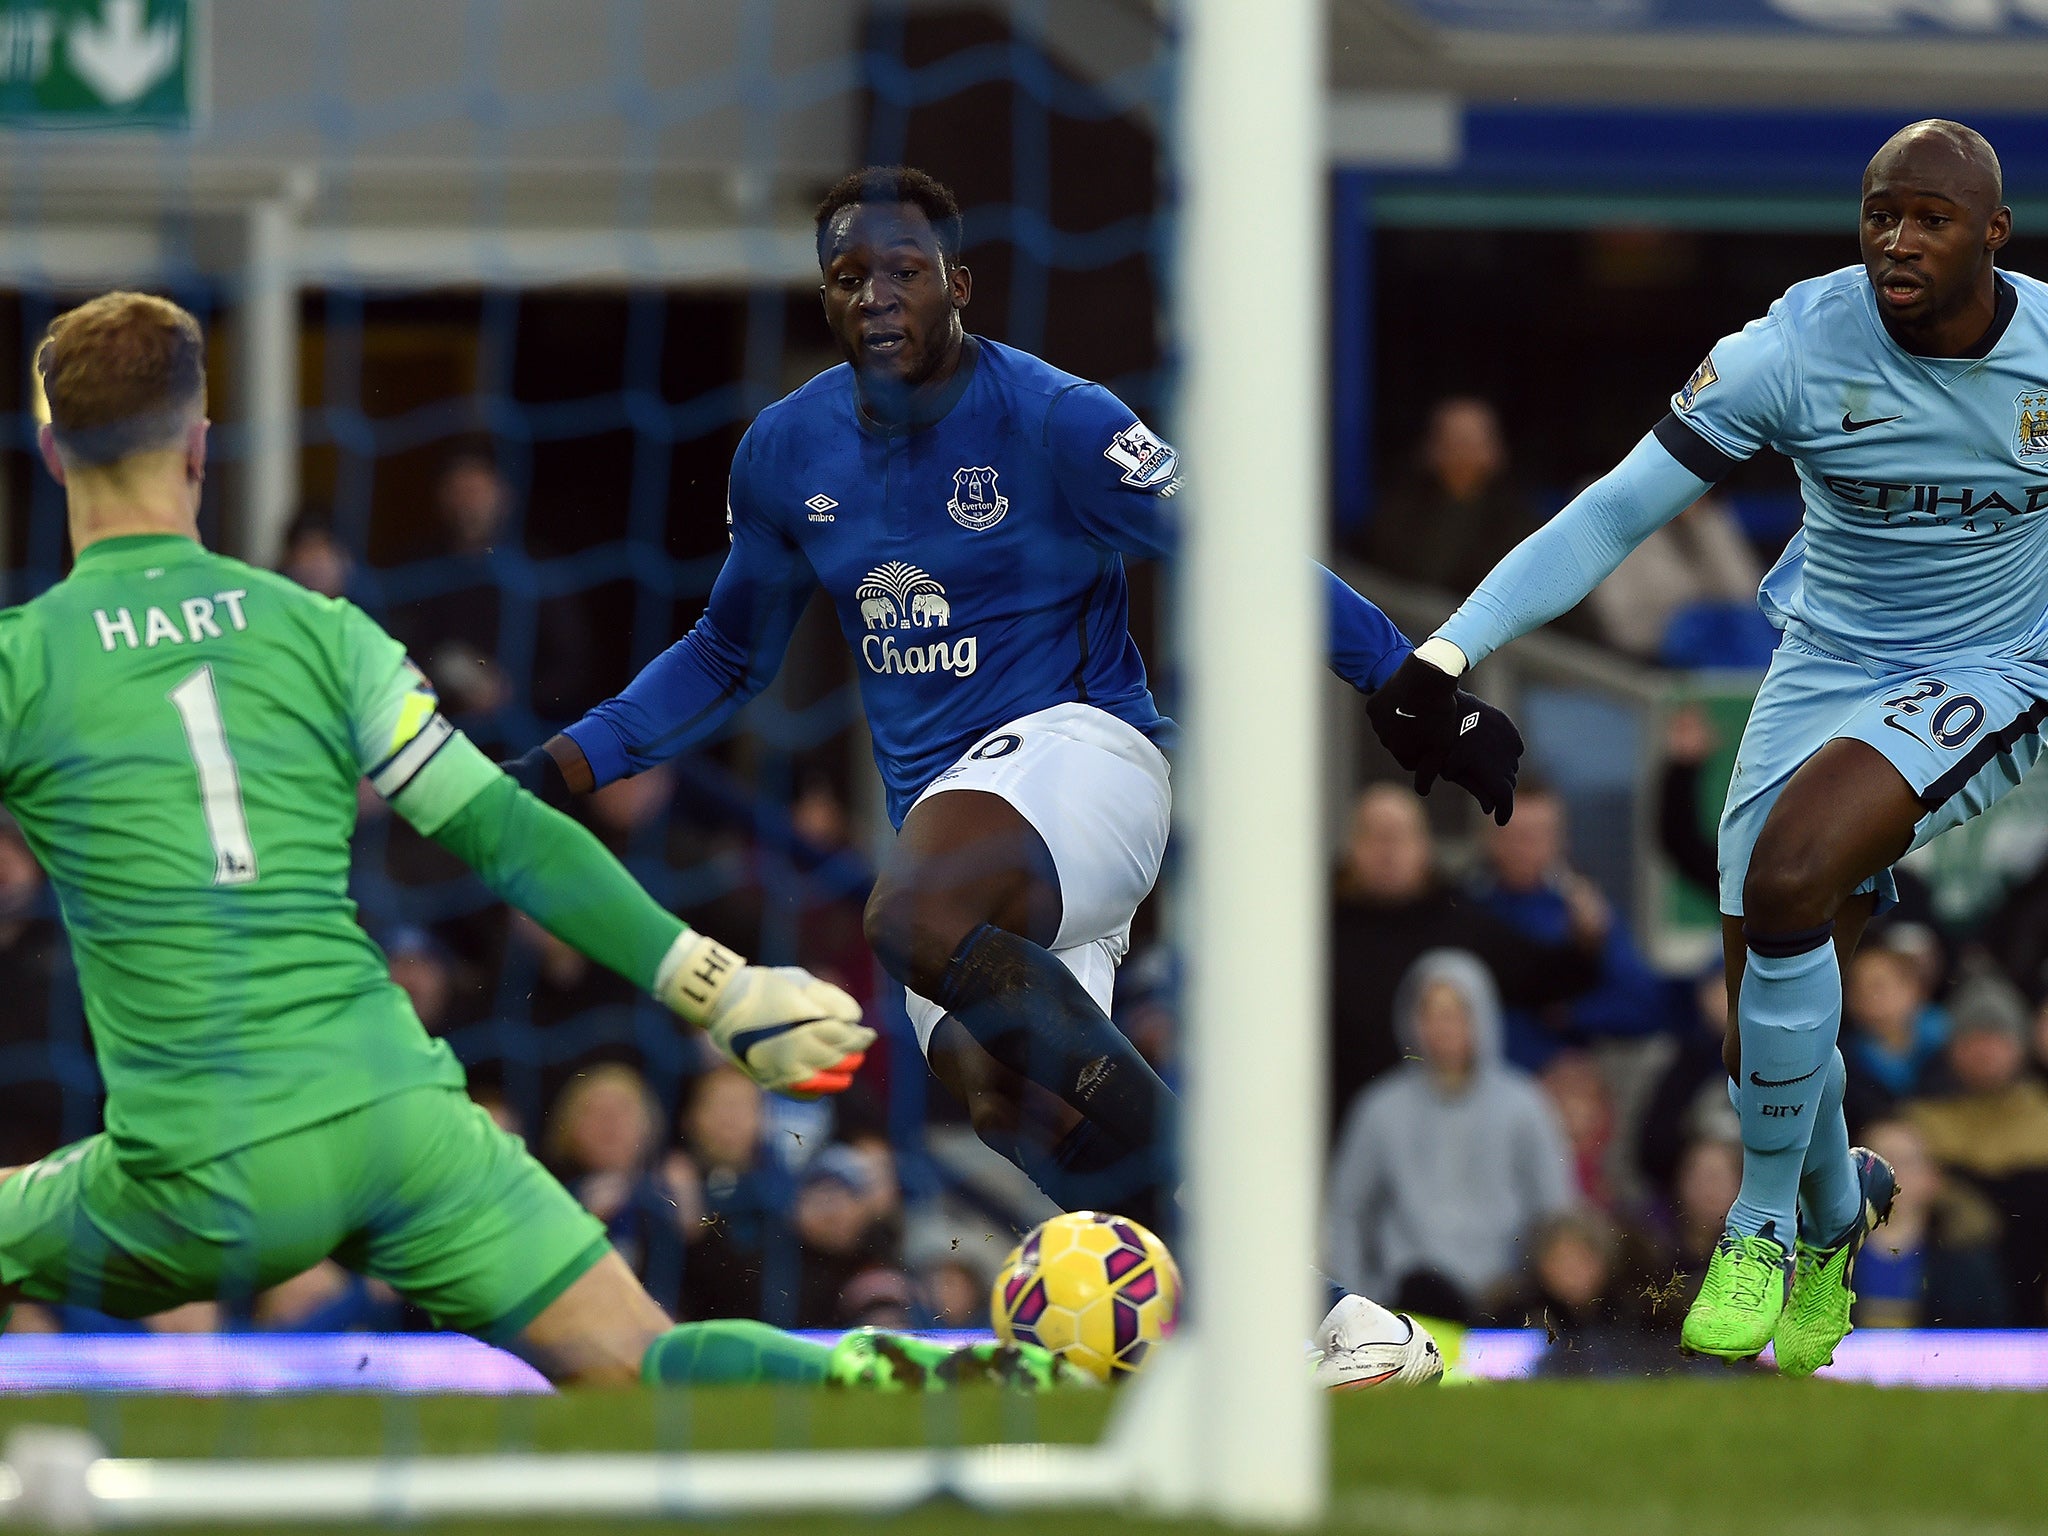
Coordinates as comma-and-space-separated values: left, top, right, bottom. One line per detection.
0, 1, 1325, 1524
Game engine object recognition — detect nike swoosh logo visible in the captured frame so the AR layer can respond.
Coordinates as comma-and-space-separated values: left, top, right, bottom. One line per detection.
1842, 411, 1902, 433
1749, 1064, 1823, 1089
729, 1015, 835, 1058
1393, 708, 1416, 719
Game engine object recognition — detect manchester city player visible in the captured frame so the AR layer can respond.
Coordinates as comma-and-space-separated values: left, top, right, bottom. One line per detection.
1366, 119, 2048, 1370
510, 166, 1523, 1240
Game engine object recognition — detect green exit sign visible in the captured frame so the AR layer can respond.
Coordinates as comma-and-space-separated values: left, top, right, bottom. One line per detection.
0, 0, 197, 127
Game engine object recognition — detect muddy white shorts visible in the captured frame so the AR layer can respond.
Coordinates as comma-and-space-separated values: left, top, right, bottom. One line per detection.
901, 702, 1172, 1054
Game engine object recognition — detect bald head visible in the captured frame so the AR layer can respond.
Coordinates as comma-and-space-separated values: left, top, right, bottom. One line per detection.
1860, 119, 2011, 353
1864, 119, 2003, 215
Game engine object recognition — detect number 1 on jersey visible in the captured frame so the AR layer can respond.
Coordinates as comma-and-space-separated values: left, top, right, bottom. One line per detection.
168, 664, 258, 886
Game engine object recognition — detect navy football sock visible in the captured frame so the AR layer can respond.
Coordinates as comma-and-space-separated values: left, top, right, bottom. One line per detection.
977, 1115, 1172, 1237
935, 924, 1176, 1163
1727, 926, 1839, 1241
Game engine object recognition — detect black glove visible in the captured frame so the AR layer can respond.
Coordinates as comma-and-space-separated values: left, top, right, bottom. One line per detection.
500, 744, 574, 809
1365, 653, 1525, 825
1439, 691, 1523, 826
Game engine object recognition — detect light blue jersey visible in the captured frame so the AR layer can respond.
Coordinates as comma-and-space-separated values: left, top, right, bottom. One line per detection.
1671, 265, 2048, 670
1432, 262, 2048, 919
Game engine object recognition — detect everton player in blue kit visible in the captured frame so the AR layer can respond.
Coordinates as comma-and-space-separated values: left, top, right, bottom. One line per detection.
508, 167, 1520, 1250
1368, 120, 2048, 1370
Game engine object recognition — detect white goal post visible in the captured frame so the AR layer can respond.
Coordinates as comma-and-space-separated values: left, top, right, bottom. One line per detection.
0, 0, 1329, 1525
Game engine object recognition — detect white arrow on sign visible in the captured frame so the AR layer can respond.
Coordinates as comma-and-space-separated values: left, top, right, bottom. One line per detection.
68, 0, 181, 107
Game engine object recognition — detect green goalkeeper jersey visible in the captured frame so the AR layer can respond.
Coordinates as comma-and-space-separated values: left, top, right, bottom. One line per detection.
0, 532, 491, 1175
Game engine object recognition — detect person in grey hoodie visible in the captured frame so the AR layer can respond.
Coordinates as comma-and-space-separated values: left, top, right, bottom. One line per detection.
1326, 948, 1576, 1316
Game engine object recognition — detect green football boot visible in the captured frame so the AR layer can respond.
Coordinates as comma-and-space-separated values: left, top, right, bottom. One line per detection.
1773, 1147, 1899, 1378
1680, 1223, 1794, 1361
825, 1328, 1088, 1392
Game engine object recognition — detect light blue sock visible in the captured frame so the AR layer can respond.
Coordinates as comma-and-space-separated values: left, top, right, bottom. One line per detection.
1797, 1049, 1859, 1244
1726, 939, 1840, 1242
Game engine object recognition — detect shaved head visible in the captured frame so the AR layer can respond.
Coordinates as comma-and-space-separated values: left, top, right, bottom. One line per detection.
1864, 119, 2003, 215
1859, 119, 2011, 355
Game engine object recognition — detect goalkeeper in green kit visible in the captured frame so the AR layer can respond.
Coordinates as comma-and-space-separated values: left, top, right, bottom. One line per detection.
0, 292, 1073, 1392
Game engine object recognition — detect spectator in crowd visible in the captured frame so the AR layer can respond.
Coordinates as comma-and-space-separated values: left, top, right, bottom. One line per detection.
791, 1144, 908, 1329
1329, 785, 1604, 1118
1586, 494, 1764, 664
1630, 1134, 1744, 1335
588, 761, 680, 855
676, 1065, 792, 1324
2030, 997, 2048, 1088
1654, 706, 1721, 900
1842, 936, 1950, 1132
469, 1081, 524, 1138
0, 815, 67, 1166
277, 507, 355, 601
587, 760, 767, 967
501, 910, 639, 1105
1469, 782, 1673, 1070
1542, 1052, 1618, 1209
546, 1062, 664, 1195
1498, 1209, 1658, 1373
1357, 397, 1530, 593
543, 1063, 692, 1313
385, 925, 455, 1035
1853, 1117, 2010, 1329
1115, 944, 1180, 1082
1636, 967, 1739, 1201
254, 1263, 407, 1334
1909, 969, 2048, 1324
784, 776, 878, 1008
1326, 949, 1575, 1321
921, 1257, 991, 1328
389, 447, 594, 729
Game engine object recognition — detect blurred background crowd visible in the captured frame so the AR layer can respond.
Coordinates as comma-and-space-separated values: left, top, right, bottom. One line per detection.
7, 415, 2048, 1367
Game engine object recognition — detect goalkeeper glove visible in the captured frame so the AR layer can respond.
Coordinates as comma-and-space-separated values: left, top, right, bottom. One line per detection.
655, 931, 873, 1096
1365, 651, 1524, 825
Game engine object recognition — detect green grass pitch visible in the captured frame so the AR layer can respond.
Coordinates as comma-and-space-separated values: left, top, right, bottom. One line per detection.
4, 1380, 2047, 1534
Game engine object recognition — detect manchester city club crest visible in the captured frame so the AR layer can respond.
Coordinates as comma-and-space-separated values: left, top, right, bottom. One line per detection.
2018, 391, 2048, 460
948, 465, 1009, 531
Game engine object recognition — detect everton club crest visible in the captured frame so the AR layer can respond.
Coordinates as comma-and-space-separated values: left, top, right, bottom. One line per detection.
948, 465, 1008, 531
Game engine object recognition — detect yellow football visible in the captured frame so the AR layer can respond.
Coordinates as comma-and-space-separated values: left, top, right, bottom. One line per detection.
989, 1210, 1181, 1381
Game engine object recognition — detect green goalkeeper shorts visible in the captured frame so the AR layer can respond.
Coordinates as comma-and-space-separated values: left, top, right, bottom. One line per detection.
0, 1086, 608, 1341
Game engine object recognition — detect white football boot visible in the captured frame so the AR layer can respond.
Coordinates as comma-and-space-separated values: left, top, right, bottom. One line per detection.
1310, 1293, 1444, 1390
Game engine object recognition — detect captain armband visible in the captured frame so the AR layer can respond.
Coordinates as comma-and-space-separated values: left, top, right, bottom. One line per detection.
364, 676, 500, 836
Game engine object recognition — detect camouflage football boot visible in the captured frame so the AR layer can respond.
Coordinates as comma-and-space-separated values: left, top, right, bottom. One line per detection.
825, 1328, 1089, 1391
1773, 1147, 1899, 1378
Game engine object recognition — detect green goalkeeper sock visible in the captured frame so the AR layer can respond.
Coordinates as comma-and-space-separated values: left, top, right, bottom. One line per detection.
640, 1320, 833, 1387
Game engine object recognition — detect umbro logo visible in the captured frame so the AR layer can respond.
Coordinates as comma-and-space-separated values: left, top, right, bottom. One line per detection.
805, 494, 837, 522
1075, 1055, 1114, 1100
1460, 711, 1480, 736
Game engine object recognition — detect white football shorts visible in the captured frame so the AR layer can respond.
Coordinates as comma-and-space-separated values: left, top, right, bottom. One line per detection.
901, 701, 1172, 1054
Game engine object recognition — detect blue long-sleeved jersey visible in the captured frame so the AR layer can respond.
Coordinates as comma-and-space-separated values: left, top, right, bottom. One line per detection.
566, 337, 1409, 824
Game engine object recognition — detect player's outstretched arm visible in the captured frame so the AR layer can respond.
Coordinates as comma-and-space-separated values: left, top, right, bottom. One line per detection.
338, 580, 865, 1092
1431, 429, 1710, 671
424, 766, 873, 1096
1325, 566, 1525, 824
507, 431, 817, 802
1365, 431, 1708, 815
